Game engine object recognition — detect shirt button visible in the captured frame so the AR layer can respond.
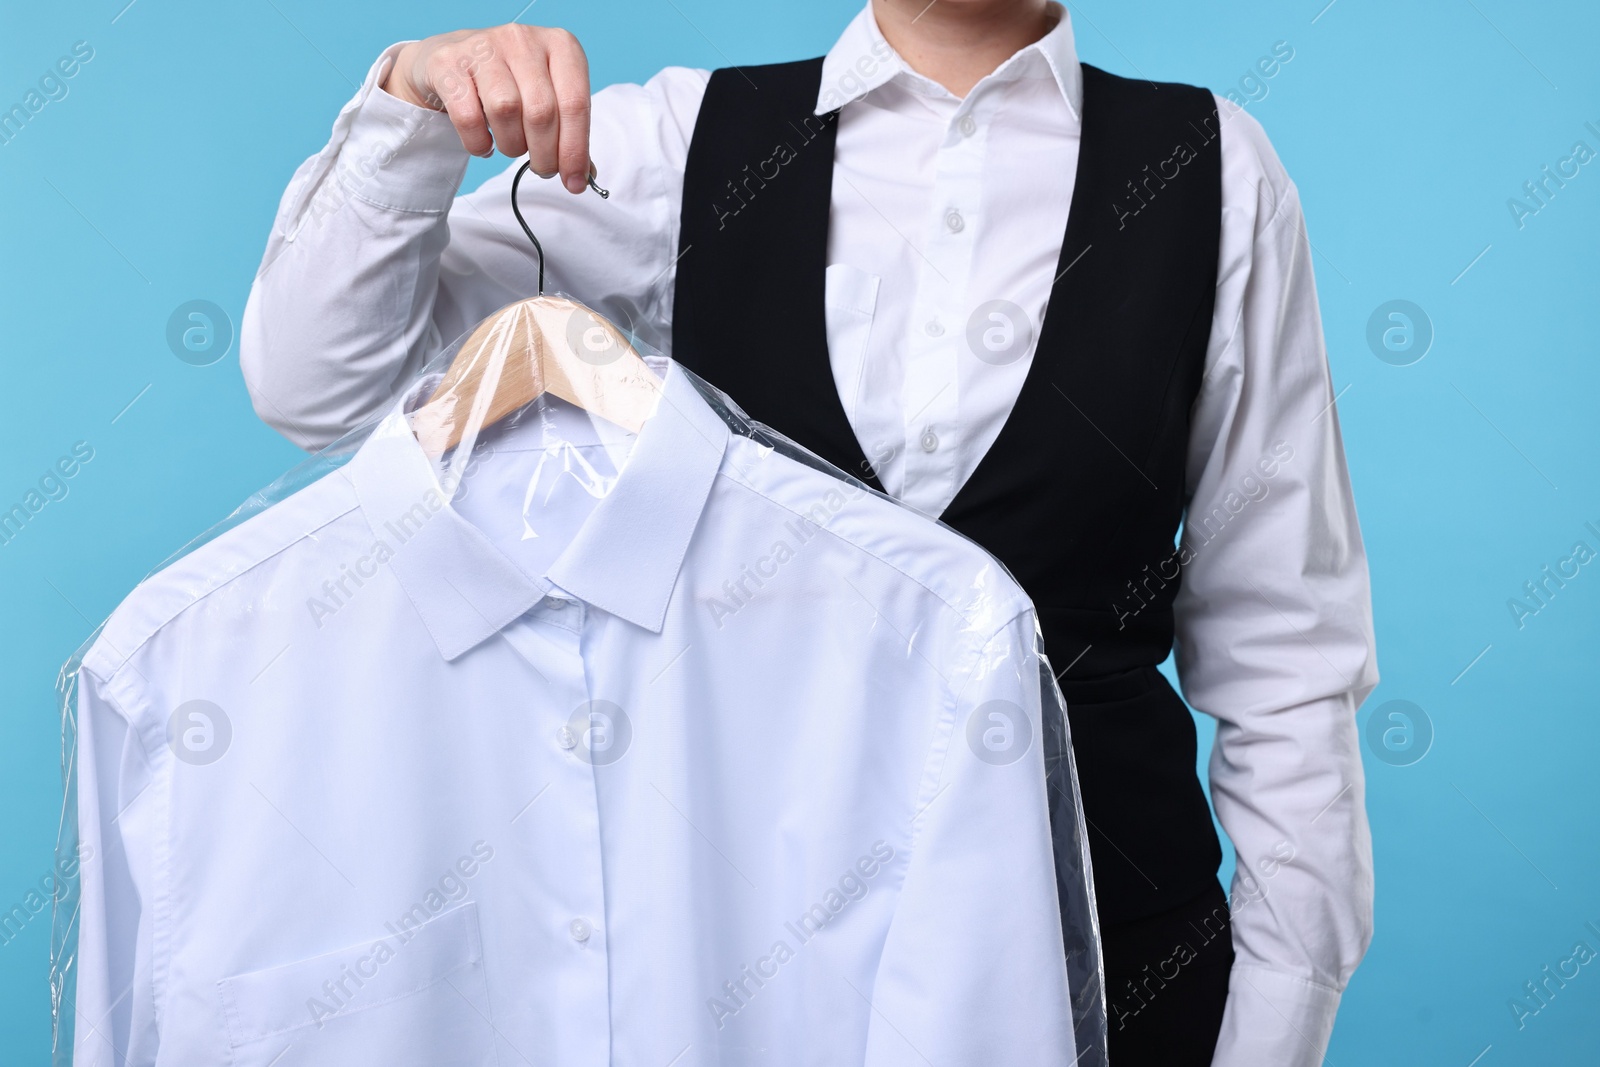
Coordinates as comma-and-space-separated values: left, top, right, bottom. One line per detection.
945, 209, 964, 233
556, 725, 578, 750
569, 918, 592, 942
958, 114, 977, 137
924, 320, 944, 337
920, 430, 939, 453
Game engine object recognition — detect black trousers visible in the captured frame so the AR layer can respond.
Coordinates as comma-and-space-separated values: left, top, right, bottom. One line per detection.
1102, 882, 1235, 1066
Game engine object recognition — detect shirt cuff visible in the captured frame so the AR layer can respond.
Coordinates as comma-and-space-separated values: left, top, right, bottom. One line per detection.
281, 42, 470, 237
1210, 965, 1343, 1067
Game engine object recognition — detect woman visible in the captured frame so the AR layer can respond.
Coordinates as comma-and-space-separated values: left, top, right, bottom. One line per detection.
241, 2, 1377, 1062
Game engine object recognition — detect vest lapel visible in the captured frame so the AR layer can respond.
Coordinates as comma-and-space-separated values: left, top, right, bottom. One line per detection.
673, 58, 882, 492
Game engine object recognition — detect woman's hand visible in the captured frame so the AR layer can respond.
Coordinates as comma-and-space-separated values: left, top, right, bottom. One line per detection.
383, 24, 592, 193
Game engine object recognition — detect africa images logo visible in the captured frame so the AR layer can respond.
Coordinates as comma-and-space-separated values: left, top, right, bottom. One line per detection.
706, 841, 896, 1030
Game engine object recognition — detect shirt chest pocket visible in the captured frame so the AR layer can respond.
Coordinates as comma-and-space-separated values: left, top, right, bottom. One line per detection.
216, 902, 496, 1067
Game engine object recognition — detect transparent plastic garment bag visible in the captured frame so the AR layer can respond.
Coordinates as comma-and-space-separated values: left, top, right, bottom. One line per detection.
53, 289, 1106, 1066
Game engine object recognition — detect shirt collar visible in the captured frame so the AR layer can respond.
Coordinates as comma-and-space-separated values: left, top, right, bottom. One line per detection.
815, 1, 1082, 119
347, 357, 730, 660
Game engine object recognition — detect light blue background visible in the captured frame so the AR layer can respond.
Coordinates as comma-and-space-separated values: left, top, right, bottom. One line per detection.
3, 0, 1597, 1062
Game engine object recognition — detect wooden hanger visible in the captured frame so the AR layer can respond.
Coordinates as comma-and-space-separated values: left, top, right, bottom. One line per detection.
409, 162, 663, 455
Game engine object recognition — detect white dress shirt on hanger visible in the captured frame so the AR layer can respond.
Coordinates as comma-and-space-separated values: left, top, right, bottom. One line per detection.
73, 359, 1080, 1066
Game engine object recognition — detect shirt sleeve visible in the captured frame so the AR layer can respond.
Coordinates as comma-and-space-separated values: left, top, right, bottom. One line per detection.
239, 43, 708, 450
72, 667, 160, 1067
864, 608, 1078, 1066
1177, 99, 1379, 1067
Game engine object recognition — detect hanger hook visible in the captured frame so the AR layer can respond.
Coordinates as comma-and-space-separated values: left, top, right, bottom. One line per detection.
510, 160, 610, 296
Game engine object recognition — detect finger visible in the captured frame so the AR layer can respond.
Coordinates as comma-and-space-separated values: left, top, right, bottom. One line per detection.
475, 60, 530, 160
431, 54, 494, 156
545, 30, 592, 194
516, 47, 562, 180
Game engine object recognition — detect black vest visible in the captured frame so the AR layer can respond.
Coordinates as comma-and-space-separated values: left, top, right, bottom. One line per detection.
673, 58, 1223, 925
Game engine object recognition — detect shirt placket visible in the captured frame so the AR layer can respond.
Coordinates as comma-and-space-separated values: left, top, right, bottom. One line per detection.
900, 93, 986, 516
500, 593, 611, 1067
